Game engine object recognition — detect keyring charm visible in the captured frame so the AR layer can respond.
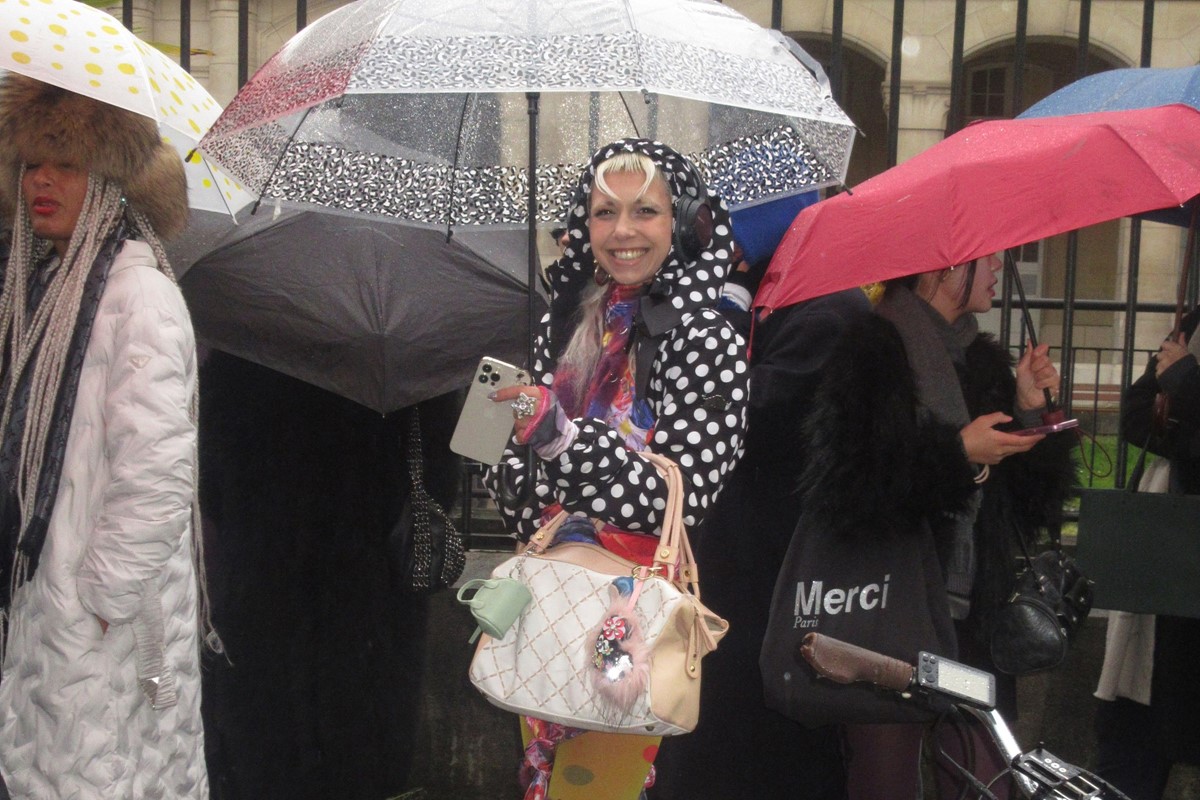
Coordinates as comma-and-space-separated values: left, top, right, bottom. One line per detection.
511, 393, 537, 419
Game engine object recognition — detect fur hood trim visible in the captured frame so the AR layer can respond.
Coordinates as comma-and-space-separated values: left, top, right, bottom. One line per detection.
798, 313, 980, 537
0, 74, 188, 239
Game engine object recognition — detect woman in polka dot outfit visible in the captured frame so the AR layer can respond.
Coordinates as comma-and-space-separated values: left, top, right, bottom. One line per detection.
486, 138, 748, 800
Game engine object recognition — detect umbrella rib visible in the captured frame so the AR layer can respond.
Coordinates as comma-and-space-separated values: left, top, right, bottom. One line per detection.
617, 0, 650, 136
618, 0, 642, 82
618, 92, 643, 139
251, 105, 314, 216
445, 93, 473, 241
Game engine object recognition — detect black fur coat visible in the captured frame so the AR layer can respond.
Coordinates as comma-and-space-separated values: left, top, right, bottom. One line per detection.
799, 313, 1077, 648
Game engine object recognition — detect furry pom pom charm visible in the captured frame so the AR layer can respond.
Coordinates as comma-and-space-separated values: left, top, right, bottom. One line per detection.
588, 578, 648, 711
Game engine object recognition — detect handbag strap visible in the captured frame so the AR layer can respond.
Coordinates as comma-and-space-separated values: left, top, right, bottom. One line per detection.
1127, 432, 1154, 494
405, 407, 428, 499
632, 451, 702, 598
524, 510, 570, 552
520, 452, 702, 597
1014, 499, 1067, 569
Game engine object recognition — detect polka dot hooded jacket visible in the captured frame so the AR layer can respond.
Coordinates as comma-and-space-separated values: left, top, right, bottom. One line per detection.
485, 139, 749, 540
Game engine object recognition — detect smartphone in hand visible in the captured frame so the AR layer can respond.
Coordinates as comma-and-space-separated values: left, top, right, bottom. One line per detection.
1013, 418, 1079, 436
450, 357, 531, 465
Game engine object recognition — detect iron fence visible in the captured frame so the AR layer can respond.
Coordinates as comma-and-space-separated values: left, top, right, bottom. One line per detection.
119, 0, 1195, 539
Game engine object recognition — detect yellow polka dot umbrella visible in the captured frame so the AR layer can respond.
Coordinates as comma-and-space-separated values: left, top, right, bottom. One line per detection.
1, 0, 252, 218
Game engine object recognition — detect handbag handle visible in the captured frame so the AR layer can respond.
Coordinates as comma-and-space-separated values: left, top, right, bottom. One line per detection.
404, 407, 428, 497
632, 452, 703, 599
404, 407, 432, 524
519, 451, 702, 598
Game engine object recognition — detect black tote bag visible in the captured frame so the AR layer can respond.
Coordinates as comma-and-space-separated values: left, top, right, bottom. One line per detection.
760, 518, 958, 726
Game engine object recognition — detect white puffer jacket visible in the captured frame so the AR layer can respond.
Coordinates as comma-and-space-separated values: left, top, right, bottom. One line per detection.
0, 240, 208, 799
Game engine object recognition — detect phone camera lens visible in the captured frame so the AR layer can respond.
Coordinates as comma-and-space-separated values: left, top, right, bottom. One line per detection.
482, 364, 492, 373
477, 375, 488, 384
490, 373, 500, 383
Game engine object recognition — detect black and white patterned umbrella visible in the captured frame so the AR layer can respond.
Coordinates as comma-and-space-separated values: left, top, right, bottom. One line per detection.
198, 0, 856, 227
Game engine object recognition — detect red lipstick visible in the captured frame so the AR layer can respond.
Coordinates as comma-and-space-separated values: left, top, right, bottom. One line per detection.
30, 196, 57, 215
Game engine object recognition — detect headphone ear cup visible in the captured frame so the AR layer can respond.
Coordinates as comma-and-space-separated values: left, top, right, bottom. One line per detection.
674, 194, 713, 261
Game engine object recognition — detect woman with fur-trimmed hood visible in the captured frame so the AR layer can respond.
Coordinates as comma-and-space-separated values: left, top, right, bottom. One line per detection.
798, 254, 1076, 799
0, 74, 211, 798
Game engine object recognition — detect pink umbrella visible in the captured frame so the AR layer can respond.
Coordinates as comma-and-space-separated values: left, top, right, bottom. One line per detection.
754, 104, 1200, 314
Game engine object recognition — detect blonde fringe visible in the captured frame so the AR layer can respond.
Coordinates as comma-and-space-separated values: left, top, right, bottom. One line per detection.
0, 173, 222, 657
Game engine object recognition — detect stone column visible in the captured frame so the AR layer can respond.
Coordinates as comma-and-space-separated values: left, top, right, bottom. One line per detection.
100, 0, 152, 37
882, 27, 955, 165
1118, 222, 1189, 352
881, 80, 951, 164
207, 0, 241, 105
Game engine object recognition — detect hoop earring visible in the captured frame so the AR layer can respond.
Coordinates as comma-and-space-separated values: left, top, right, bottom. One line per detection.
594, 267, 611, 286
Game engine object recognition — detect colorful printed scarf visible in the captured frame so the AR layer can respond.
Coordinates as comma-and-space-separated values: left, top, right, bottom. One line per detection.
553, 284, 655, 451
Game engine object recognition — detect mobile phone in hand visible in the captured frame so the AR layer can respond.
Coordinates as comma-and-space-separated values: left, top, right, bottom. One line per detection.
1013, 418, 1079, 436
450, 357, 531, 465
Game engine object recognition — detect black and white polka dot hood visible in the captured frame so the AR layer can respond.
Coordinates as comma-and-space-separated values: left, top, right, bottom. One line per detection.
547, 138, 736, 353
485, 138, 748, 541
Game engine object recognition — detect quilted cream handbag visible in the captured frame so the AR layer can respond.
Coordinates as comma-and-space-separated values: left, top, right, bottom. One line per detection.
467, 451, 728, 735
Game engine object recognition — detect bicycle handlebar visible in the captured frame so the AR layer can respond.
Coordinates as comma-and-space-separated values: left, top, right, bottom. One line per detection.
798, 632, 914, 693
797, 633, 1132, 799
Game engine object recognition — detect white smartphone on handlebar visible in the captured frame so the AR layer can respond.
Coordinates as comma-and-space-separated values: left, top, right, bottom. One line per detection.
450, 357, 531, 465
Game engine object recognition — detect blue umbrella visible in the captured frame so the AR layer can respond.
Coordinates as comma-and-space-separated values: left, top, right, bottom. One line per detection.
1020, 66, 1200, 226
729, 190, 818, 267
1022, 66, 1200, 116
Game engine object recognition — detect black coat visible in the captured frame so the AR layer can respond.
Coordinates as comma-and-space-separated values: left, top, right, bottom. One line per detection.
197, 352, 462, 800
1119, 307, 1200, 765
1122, 306, 1200, 495
652, 288, 871, 800
798, 312, 1076, 710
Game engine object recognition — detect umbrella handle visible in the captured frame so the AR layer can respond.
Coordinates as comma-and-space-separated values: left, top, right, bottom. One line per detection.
496, 449, 537, 509
494, 91, 542, 512
1003, 251, 1058, 414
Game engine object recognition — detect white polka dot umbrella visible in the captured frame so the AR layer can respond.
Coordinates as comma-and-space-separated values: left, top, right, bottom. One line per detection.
0, 0, 253, 218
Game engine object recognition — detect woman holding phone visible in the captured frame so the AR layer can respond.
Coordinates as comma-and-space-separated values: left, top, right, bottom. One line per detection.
795, 253, 1076, 799
485, 138, 748, 800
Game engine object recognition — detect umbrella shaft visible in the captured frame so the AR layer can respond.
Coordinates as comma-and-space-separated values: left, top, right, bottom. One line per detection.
1004, 250, 1055, 410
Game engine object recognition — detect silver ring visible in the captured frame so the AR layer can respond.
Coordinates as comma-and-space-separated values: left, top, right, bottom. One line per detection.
511, 394, 537, 419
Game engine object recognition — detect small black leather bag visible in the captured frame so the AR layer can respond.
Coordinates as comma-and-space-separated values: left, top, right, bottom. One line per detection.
990, 539, 1094, 676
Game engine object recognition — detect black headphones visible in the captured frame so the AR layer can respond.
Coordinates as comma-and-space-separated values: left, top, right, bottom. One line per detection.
673, 181, 714, 262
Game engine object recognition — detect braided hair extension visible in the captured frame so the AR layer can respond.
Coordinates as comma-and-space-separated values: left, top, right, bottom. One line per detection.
1, 174, 122, 516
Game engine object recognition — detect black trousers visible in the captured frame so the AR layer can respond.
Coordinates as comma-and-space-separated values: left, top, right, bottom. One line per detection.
1094, 697, 1171, 800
